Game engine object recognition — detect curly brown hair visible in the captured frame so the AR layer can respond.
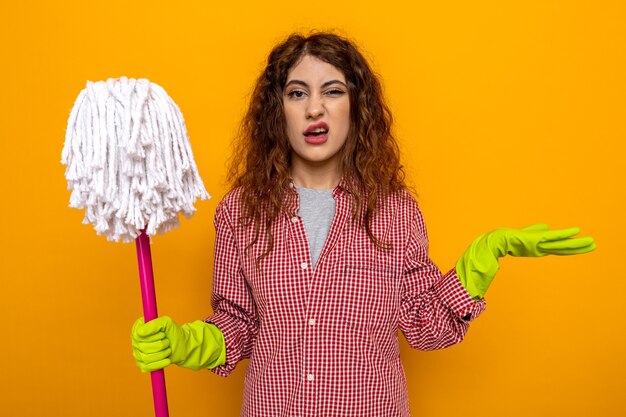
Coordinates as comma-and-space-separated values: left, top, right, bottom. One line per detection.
227, 31, 409, 260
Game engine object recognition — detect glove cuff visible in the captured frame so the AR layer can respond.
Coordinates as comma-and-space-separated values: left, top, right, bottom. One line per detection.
175, 321, 226, 370
456, 231, 503, 299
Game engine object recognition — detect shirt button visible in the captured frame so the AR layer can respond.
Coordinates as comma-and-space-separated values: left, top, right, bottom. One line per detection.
291, 216, 298, 223
307, 374, 314, 381
301, 262, 308, 270
308, 318, 316, 326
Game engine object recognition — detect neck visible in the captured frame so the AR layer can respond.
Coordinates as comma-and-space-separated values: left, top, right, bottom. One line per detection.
291, 159, 341, 190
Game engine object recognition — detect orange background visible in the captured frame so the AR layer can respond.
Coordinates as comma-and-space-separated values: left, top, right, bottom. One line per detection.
1, 1, 624, 416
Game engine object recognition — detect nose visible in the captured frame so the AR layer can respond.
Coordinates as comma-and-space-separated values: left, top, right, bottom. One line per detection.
305, 94, 325, 119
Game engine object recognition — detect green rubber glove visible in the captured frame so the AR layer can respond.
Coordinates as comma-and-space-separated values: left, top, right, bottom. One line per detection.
456, 224, 596, 300
131, 316, 226, 372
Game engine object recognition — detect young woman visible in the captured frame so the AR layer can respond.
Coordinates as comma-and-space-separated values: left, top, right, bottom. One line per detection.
131, 32, 595, 417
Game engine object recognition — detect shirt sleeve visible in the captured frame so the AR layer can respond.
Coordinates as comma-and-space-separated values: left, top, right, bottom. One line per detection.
204, 201, 259, 376
399, 205, 486, 351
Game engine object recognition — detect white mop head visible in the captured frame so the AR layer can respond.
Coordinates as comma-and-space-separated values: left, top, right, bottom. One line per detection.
61, 77, 210, 242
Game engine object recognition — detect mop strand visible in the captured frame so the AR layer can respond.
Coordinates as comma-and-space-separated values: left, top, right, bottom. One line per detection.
61, 77, 210, 242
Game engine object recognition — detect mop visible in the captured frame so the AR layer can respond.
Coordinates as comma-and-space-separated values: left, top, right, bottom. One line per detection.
61, 76, 209, 417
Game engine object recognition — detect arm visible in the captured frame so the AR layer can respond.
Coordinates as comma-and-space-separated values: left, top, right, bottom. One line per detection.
131, 316, 225, 372
130, 200, 259, 375
456, 224, 596, 300
399, 207, 485, 351
204, 201, 260, 377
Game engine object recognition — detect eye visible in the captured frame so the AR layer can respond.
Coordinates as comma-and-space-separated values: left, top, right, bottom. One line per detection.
325, 89, 345, 96
286, 90, 306, 99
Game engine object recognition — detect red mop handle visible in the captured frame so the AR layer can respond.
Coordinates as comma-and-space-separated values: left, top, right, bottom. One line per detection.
135, 229, 170, 417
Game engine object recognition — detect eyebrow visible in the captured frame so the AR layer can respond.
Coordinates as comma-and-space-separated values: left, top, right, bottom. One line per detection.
284, 79, 348, 89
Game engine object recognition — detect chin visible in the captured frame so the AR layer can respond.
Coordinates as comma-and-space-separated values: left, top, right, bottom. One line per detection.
291, 144, 343, 166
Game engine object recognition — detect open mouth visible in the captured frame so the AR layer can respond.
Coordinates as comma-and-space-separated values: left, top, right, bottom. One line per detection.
304, 127, 329, 137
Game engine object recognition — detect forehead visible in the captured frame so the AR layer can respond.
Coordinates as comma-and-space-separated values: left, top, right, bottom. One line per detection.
286, 55, 346, 83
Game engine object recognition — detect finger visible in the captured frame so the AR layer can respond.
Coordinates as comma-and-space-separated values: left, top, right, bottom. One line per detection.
136, 338, 171, 355
138, 347, 173, 364
132, 348, 144, 362
541, 242, 596, 255
521, 224, 549, 232
133, 349, 160, 365
132, 317, 145, 327
134, 347, 172, 366
139, 358, 172, 373
541, 227, 581, 241
131, 317, 145, 337
136, 318, 168, 338
132, 330, 166, 344
538, 236, 595, 250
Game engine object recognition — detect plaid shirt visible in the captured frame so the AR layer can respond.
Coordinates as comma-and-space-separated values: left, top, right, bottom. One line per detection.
207, 178, 486, 416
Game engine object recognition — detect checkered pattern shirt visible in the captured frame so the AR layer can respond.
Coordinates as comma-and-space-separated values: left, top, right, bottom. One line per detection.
206, 178, 486, 417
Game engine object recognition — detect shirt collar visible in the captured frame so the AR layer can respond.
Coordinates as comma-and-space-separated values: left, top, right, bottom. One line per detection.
286, 176, 350, 193
333, 176, 350, 199
285, 176, 350, 213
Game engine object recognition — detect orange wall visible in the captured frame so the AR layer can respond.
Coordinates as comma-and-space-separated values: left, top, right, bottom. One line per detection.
1, 1, 624, 416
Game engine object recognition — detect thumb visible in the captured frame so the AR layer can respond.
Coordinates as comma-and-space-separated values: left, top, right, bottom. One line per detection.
136, 316, 171, 338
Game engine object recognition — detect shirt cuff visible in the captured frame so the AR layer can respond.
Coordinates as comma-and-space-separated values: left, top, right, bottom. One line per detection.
204, 312, 243, 377
434, 268, 486, 322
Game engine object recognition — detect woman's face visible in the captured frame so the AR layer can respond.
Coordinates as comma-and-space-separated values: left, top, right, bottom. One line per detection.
282, 54, 350, 179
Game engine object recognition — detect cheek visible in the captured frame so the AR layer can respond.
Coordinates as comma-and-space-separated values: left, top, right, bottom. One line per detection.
283, 107, 299, 132
283, 110, 300, 147
338, 102, 351, 135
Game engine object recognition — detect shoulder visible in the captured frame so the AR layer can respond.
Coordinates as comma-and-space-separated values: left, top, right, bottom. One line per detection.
218, 187, 244, 209
214, 187, 245, 226
378, 187, 421, 218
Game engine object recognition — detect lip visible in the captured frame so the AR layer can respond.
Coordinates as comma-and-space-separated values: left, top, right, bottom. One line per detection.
304, 132, 328, 145
304, 122, 329, 135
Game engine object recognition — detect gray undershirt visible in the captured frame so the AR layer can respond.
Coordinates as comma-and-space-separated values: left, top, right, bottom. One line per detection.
295, 187, 336, 269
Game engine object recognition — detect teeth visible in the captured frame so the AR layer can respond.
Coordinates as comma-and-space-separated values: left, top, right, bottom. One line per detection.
309, 128, 327, 134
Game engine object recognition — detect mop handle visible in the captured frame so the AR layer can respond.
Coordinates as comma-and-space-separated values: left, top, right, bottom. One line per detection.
136, 229, 170, 417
